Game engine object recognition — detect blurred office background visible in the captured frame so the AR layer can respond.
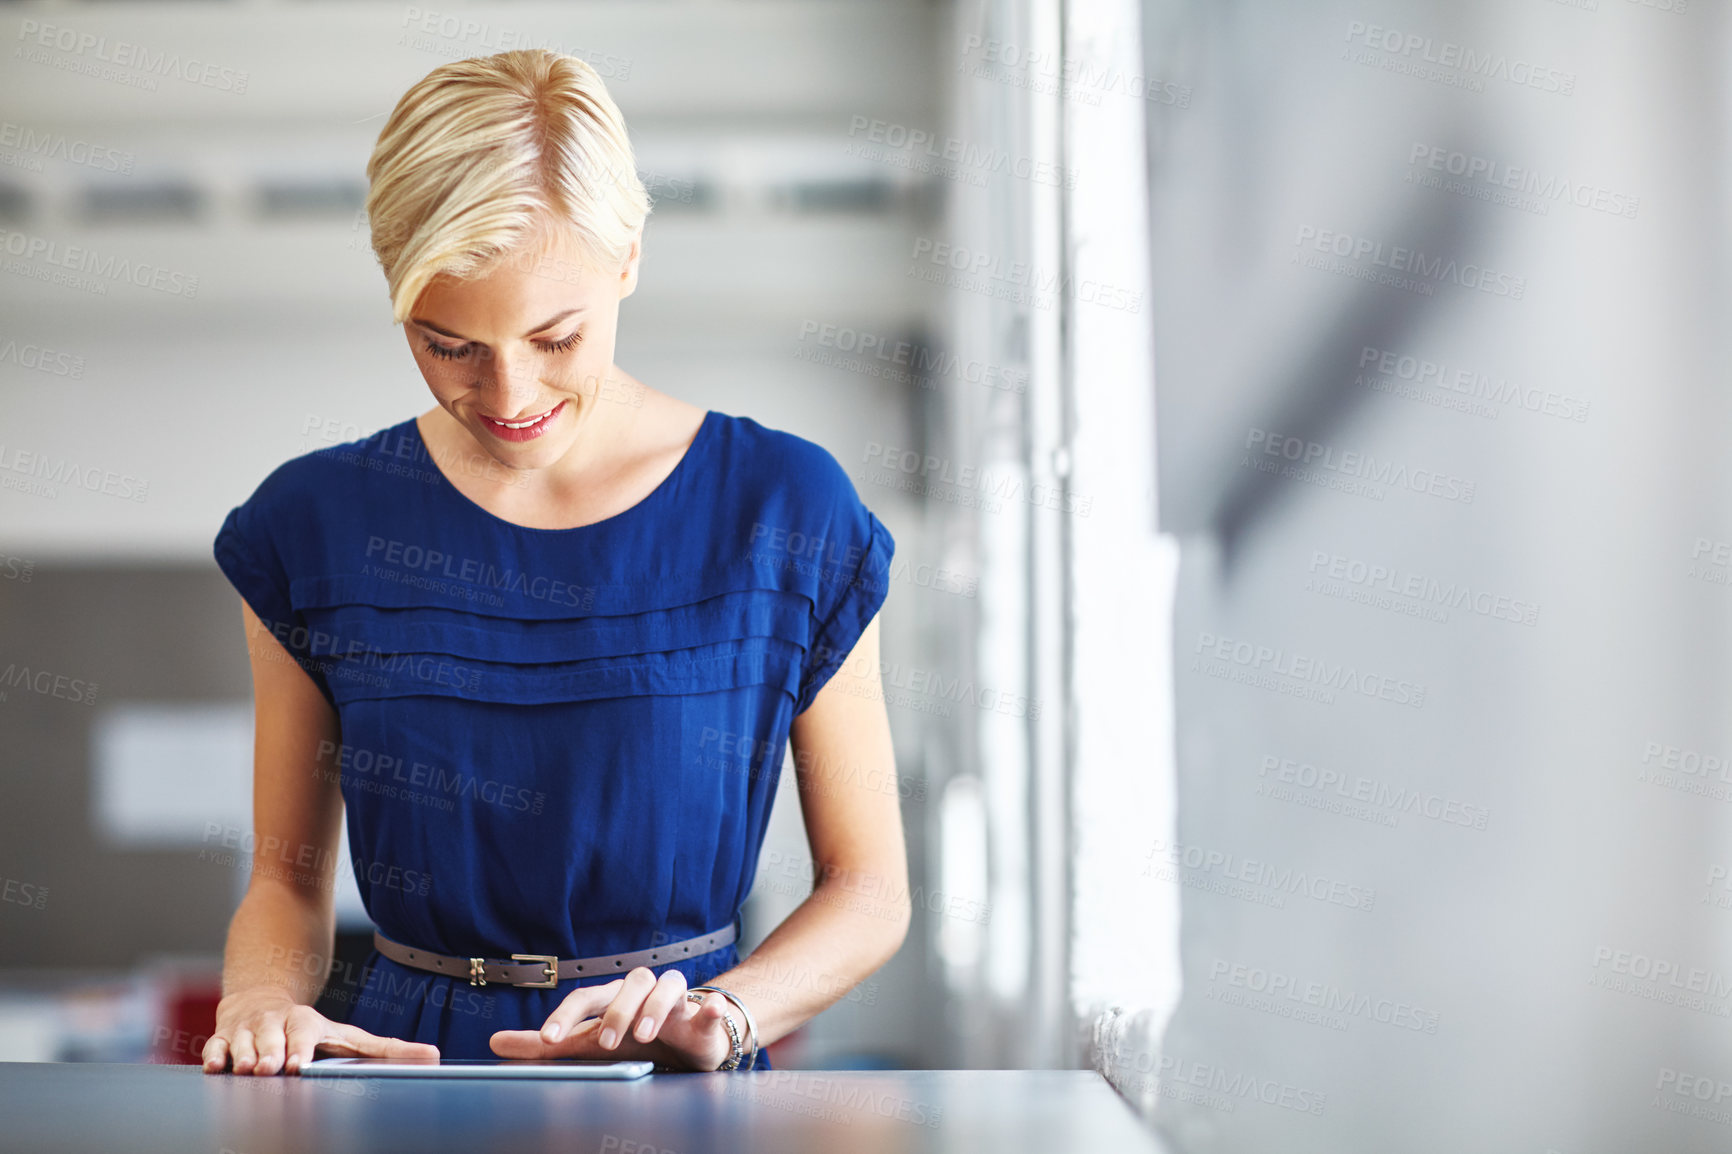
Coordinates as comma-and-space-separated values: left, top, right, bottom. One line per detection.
5, 1, 1730, 1153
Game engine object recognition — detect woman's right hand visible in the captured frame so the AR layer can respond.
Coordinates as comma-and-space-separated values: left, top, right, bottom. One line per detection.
201, 987, 440, 1075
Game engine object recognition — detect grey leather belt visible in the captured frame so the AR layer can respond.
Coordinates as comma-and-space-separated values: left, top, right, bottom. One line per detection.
373, 923, 738, 988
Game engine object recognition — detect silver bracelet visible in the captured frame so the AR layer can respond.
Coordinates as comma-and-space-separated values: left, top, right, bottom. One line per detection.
685, 989, 742, 1070
688, 984, 759, 1071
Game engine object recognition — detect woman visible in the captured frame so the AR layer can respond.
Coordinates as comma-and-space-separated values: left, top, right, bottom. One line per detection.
202, 49, 907, 1076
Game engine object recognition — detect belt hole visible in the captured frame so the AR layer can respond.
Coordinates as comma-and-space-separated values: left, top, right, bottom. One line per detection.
651, 954, 658, 960
576, 965, 584, 972
615, 960, 623, 967
682, 947, 689, 953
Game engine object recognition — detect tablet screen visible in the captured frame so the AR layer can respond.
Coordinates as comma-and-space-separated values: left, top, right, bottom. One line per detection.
301, 1057, 657, 1079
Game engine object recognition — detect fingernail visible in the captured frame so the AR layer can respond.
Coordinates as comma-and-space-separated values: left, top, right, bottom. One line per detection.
637, 1018, 655, 1040
600, 1028, 617, 1049
544, 1024, 563, 1043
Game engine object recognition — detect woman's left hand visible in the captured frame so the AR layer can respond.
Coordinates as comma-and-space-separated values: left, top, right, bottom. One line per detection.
488, 966, 738, 1071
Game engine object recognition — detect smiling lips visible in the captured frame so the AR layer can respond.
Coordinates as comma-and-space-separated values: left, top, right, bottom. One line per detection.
479, 400, 565, 441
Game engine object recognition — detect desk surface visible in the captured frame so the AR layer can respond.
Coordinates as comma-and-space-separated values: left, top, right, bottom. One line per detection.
0, 1062, 1169, 1154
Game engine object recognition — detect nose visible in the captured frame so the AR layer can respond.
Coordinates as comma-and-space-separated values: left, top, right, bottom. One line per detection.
473, 347, 542, 414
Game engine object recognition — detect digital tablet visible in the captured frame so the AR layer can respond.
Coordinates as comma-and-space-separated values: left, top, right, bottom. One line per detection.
302, 1057, 656, 1080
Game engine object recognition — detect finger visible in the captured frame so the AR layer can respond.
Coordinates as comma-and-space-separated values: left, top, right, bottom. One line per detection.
682, 990, 727, 1024
375, 1034, 442, 1061
596, 968, 659, 1050
489, 1029, 549, 1059
321, 1023, 440, 1062
493, 1017, 605, 1059
663, 994, 733, 1069
230, 1028, 258, 1075
659, 990, 721, 1046
281, 1006, 324, 1075
251, 1012, 288, 1076
632, 969, 689, 1044
538, 978, 625, 1045
201, 1034, 230, 1074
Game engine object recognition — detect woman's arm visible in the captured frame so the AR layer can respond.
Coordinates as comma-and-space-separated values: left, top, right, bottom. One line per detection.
686, 611, 911, 1048
493, 612, 911, 1068
202, 599, 438, 1074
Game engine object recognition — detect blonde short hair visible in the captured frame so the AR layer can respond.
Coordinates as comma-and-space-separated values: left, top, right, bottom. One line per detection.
364, 49, 650, 322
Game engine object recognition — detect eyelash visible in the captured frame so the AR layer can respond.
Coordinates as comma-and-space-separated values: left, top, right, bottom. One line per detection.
423, 330, 583, 360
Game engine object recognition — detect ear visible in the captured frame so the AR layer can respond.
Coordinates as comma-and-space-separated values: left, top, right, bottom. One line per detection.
617, 228, 643, 300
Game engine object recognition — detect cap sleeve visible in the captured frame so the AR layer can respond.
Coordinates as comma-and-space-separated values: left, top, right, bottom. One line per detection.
792, 455, 896, 715
212, 464, 334, 707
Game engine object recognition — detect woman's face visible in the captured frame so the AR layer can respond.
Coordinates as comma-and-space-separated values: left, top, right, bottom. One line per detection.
406, 220, 640, 469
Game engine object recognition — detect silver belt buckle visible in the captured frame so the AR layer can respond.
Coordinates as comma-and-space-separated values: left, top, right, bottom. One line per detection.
511, 953, 559, 987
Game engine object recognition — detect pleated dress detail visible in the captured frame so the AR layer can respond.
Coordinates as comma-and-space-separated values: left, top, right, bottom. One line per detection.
212, 410, 895, 1064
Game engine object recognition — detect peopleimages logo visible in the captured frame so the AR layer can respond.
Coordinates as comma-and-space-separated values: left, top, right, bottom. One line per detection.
1355, 345, 1589, 423
1207, 958, 1441, 1033
1257, 754, 1491, 830
1143, 836, 1377, 912
1591, 946, 1732, 1003
1107, 1043, 1329, 1116
1653, 1067, 1732, 1127
796, 320, 1029, 394
1293, 226, 1526, 299
846, 116, 1077, 190
15, 19, 250, 93
1407, 144, 1639, 220
1193, 631, 1426, 709
0, 121, 134, 174
0, 441, 149, 502
1306, 550, 1539, 627
1245, 428, 1475, 504
909, 237, 1144, 314
1342, 21, 1576, 96
0, 336, 85, 379
1689, 538, 1732, 587
0, 227, 200, 298
363, 536, 594, 610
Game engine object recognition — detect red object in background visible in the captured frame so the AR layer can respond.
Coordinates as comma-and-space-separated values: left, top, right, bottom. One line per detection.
763, 1024, 804, 1069
151, 975, 222, 1065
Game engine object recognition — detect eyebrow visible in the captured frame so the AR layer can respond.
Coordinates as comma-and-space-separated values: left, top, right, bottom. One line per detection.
411, 308, 584, 341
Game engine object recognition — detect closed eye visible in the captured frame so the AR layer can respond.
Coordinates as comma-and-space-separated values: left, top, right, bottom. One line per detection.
423, 339, 470, 361
538, 329, 583, 354
421, 329, 582, 360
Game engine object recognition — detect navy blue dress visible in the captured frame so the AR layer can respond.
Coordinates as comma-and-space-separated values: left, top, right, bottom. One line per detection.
212, 410, 894, 1068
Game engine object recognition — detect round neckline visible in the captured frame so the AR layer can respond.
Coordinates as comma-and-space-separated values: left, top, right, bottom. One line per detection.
408, 409, 717, 534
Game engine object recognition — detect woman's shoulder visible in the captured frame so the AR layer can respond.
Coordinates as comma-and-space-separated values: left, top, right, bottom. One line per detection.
707, 411, 861, 508
233, 418, 420, 511
704, 412, 891, 590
